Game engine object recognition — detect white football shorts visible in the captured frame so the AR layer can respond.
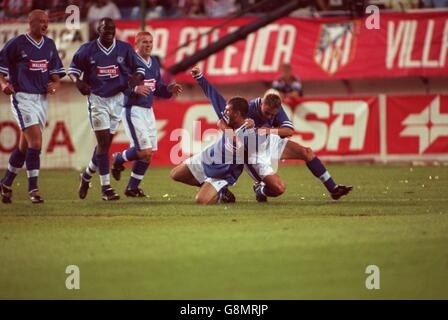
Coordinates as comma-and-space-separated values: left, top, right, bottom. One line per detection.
11, 92, 48, 130
244, 133, 288, 181
122, 106, 158, 151
185, 152, 229, 192
87, 92, 124, 134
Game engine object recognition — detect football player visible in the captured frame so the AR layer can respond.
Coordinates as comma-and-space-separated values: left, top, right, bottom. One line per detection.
110, 31, 182, 197
68, 18, 148, 201
170, 96, 260, 204
0, 10, 65, 204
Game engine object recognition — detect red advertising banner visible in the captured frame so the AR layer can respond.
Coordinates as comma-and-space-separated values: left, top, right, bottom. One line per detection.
286, 97, 380, 157
1, 95, 447, 168
116, 11, 448, 83
110, 96, 381, 166
387, 95, 448, 155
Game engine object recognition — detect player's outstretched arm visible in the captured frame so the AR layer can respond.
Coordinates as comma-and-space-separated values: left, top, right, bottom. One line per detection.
191, 66, 226, 119
0, 74, 14, 95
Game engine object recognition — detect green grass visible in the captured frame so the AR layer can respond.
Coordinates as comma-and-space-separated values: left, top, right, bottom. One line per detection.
0, 164, 447, 299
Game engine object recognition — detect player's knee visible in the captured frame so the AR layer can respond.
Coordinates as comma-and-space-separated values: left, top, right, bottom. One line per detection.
28, 140, 42, 150
137, 149, 153, 162
303, 147, 315, 161
195, 193, 216, 205
170, 167, 180, 181
271, 180, 286, 196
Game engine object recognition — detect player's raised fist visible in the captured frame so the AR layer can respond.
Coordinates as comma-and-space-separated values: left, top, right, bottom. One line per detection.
1, 82, 14, 95
191, 66, 201, 77
76, 80, 91, 96
168, 83, 182, 96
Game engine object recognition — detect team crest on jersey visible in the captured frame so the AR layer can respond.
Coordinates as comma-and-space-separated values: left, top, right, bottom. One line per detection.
96, 65, 119, 78
28, 60, 48, 73
117, 56, 124, 63
144, 79, 156, 92
314, 21, 359, 75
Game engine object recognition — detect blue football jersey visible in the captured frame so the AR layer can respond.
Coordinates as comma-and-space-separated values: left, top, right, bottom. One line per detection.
124, 55, 172, 108
68, 39, 145, 98
201, 124, 253, 185
0, 34, 65, 94
194, 72, 294, 130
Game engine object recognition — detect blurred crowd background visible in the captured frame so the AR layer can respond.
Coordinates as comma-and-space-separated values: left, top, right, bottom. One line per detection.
1, 0, 447, 23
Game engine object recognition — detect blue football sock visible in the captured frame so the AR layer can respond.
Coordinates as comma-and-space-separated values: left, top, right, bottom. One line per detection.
127, 160, 149, 190
26, 148, 41, 192
96, 153, 111, 192
1, 147, 26, 187
116, 147, 138, 166
306, 157, 337, 192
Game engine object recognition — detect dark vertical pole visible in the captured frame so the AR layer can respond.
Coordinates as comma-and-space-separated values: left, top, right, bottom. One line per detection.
140, 0, 146, 31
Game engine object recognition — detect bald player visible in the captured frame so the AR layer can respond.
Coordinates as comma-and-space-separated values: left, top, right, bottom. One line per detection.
0, 10, 65, 204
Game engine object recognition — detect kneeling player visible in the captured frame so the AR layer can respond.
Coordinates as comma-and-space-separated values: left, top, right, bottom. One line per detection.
170, 97, 255, 205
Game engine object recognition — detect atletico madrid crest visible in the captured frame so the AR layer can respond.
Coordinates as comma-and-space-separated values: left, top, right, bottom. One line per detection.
314, 21, 360, 75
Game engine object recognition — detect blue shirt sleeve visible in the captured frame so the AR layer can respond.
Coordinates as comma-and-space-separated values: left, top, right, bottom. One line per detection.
193, 72, 226, 119
48, 40, 66, 79
272, 106, 294, 129
153, 58, 172, 99
68, 44, 87, 78
127, 45, 146, 77
0, 38, 16, 77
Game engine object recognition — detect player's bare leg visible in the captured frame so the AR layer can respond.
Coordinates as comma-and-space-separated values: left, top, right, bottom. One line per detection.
195, 182, 219, 205
253, 173, 286, 202
281, 140, 352, 200
280, 140, 314, 162
94, 129, 119, 201
22, 124, 44, 204
1, 133, 28, 204
169, 163, 201, 187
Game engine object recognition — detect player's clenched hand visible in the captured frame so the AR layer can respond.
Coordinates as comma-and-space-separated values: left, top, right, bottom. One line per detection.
168, 83, 182, 96
76, 80, 91, 96
191, 66, 201, 77
135, 85, 151, 97
217, 118, 230, 131
47, 81, 60, 95
244, 118, 255, 129
1, 82, 14, 95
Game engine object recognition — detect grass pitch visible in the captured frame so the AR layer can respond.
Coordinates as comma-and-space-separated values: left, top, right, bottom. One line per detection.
0, 164, 447, 299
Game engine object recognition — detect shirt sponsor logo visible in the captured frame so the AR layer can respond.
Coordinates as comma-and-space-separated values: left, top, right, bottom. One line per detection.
96, 65, 119, 78
144, 79, 156, 91
28, 59, 48, 73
